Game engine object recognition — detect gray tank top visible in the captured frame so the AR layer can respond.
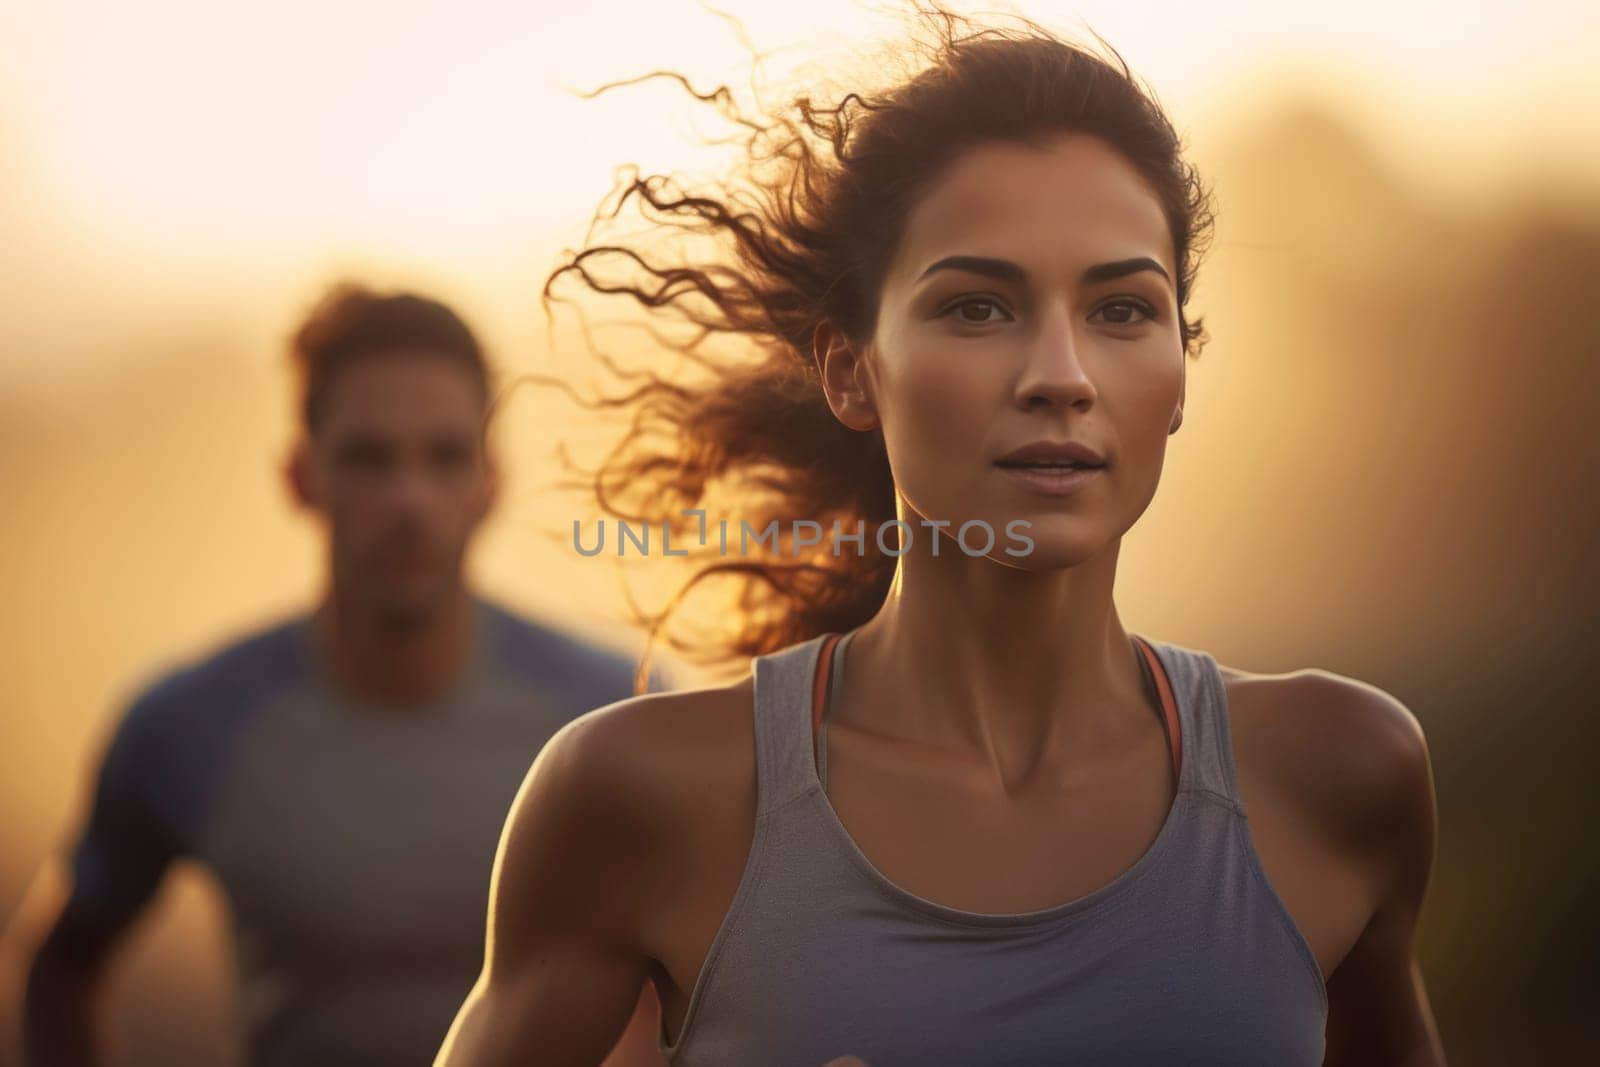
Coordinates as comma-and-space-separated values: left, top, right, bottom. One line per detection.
660, 631, 1328, 1065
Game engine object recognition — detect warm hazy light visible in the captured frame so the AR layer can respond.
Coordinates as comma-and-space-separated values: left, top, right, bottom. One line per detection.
3, 1, 1594, 387
3, 2, 1598, 1063
9, 2, 1598, 262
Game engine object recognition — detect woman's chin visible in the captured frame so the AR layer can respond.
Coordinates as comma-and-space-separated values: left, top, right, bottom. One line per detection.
979, 509, 1113, 565
986, 535, 1112, 572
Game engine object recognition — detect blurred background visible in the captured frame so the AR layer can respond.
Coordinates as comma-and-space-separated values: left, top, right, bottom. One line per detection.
1, 0, 1595, 1063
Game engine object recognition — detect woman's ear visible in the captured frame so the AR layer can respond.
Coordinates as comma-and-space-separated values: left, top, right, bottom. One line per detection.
1169, 354, 1186, 435
813, 321, 880, 432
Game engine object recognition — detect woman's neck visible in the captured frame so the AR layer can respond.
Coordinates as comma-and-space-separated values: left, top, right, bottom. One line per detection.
845, 531, 1151, 791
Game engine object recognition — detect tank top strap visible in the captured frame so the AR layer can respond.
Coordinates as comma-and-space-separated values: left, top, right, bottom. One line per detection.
1134, 636, 1244, 810
750, 633, 833, 815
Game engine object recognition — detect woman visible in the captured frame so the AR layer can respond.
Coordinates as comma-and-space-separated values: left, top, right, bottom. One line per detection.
438, 5, 1445, 1064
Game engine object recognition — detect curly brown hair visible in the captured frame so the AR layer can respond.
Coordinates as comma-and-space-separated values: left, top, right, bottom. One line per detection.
538, 1, 1216, 677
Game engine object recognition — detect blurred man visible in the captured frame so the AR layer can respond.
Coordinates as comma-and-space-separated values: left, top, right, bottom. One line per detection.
12, 283, 667, 1065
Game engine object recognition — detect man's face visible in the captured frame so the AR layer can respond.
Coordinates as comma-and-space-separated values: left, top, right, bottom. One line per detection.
291, 351, 496, 625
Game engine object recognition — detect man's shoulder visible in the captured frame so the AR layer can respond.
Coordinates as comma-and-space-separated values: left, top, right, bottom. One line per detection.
85, 613, 313, 843
116, 613, 311, 749
477, 598, 660, 711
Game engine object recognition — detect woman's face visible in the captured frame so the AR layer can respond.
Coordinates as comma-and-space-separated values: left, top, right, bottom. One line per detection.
843, 132, 1186, 570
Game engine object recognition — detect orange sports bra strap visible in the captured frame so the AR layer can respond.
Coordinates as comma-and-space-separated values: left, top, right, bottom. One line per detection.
812, 633, 842, 771
1131, 635, 1183, 779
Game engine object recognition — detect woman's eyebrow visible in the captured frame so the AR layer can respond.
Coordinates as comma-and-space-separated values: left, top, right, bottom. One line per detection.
916, 254, 1171, 287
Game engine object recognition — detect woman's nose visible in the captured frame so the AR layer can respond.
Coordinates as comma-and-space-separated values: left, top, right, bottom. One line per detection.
1014, 322, 1096, 412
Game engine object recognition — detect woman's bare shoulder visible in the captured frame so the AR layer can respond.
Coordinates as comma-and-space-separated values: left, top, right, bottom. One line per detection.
500, 675, 760, 884
487, 675, 761, 948
522, 674, 759, 827
1218, 661, 1435, 858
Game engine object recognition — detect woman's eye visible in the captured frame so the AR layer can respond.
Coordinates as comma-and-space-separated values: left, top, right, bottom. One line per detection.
942, 297, 1011, 325
1095, 299, 1156, 326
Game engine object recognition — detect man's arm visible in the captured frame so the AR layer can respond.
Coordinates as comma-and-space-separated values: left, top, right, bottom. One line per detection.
15, 692, 182, 1066
18, 877, 127, 1067
1320, 680, 1447, 1066
435, 701, 669, 1066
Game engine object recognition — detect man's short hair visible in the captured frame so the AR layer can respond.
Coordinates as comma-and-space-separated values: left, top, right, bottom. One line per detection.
290, 282, 491, 431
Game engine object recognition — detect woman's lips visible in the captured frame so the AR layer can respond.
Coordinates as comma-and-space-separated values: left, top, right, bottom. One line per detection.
994, 461, 1105, 495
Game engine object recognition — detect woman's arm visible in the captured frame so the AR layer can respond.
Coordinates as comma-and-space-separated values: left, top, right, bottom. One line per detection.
1319, 682, 1447, 1066
435, 704, 666, 1065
